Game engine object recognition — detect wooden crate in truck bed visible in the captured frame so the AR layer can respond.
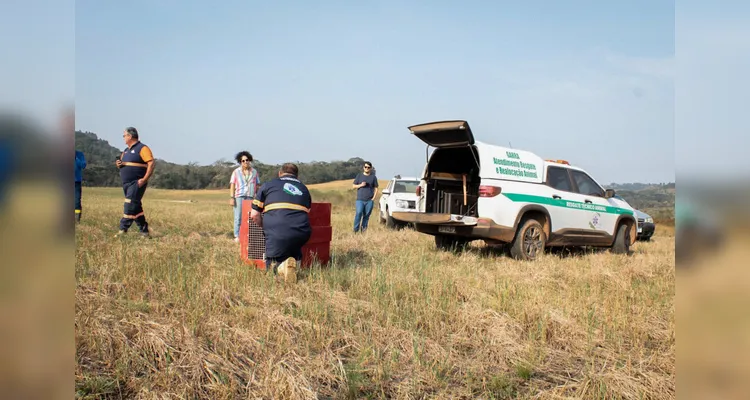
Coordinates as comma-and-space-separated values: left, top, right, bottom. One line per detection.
430, 172, 471, 181
435, 191, 478, 216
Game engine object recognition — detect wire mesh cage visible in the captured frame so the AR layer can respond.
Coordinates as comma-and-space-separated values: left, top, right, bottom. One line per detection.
245, 213, 266, 261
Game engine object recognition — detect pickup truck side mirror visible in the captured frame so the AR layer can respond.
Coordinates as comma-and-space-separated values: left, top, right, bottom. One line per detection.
382, 189, 390, 195
605, 188, 616, 198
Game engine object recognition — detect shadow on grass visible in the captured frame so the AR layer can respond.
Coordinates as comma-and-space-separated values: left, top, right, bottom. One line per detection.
329, 249, 369, 269
464, 244, 509, 259
547, 245, 635, 257
296, 249, 369, 289
296, 249, 369, 278
463, 243, 626, 259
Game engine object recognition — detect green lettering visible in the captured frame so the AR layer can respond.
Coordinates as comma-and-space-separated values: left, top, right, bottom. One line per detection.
496, 166, 537, 179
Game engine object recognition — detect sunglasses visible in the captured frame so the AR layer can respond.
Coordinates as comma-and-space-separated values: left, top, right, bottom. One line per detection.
241, 159, 251, 163
364, 166, 371, 169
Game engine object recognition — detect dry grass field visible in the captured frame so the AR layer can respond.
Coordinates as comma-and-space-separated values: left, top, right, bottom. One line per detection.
75, 185, 675, 399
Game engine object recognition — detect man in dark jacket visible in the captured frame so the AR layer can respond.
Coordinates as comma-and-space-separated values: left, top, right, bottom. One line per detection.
250, 162, 312, 282
115, 127, 155, 237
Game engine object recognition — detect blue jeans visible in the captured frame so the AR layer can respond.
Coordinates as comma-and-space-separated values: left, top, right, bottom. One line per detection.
353, 199, 374, 232
233, 196, 253, 238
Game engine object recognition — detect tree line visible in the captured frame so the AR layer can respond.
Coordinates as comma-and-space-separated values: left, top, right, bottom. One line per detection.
75, 130, 676, 214
75, 130, 368, 189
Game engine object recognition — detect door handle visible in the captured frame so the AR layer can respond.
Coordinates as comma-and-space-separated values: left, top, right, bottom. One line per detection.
552, 195, 561, 199
585, 199, 593, 204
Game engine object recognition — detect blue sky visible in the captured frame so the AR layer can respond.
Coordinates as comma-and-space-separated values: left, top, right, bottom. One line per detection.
70, 0, 678, 185
675, 1, 750, 182
0, 0, 74, 134
12, 1, 748, 185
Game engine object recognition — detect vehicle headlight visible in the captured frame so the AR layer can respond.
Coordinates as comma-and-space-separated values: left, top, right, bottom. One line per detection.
645, 217, 653, 223
395, 199, 408, 208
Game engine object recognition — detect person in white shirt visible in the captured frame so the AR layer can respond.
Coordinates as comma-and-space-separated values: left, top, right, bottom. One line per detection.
229, 151, 260, 241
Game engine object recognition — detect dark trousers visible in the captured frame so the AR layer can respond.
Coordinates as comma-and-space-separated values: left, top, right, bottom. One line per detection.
120, 180, 149, 232
264, 229, 311, 274
74, 181, 82, 219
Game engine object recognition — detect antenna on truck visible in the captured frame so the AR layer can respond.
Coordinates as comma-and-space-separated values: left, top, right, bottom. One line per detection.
509, 141, 513, 149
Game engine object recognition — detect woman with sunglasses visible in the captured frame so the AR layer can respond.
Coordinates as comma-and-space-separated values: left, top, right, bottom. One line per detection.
229, 151, 260, 241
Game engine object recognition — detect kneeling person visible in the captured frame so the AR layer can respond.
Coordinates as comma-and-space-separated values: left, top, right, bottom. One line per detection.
250, 163, 312, 281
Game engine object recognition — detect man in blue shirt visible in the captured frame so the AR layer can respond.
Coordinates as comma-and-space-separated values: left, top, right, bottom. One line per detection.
351, 161, 379, 233
74, 149, 86, 223
250, 162, 312, 282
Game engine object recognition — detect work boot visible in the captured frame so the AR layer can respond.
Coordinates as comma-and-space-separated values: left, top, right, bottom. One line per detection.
114, 230, 126, 238
277, 257, 297, 284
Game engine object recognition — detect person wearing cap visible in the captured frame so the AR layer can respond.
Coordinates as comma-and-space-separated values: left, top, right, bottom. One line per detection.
250, 162, 312, 282
115, 127, 155, 237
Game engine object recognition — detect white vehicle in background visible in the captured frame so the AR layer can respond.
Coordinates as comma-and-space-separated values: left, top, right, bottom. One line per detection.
392, 120, 639, 260
378, 176, 421, 229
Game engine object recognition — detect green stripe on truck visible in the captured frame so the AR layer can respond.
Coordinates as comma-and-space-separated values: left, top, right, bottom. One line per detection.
502, 193, 634, 216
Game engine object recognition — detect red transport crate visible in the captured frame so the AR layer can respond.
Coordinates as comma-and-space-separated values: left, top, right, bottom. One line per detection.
240, 200, 332, 270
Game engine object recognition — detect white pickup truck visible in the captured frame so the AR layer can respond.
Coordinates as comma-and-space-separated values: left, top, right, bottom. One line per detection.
378, 176, 421, 229
391, 120, 638, 260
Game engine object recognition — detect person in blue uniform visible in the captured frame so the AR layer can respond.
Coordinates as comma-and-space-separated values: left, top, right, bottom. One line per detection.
0, 137, 14, 214
74, 149, 86, 223
250, 162, 312, 275
115, 127, 155, 237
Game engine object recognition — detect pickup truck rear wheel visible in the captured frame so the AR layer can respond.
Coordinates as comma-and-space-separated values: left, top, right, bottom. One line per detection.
509, 219, 546, 261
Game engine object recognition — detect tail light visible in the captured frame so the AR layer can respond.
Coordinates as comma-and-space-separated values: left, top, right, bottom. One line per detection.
479, 185, 502, 197
416, 186, 422, 196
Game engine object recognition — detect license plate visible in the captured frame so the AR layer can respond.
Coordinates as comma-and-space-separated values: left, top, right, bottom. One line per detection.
438, 226, 456, 234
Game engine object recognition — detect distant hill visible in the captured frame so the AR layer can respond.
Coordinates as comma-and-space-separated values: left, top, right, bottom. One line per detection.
608, 183, 674, 224
608, 182, 675, 192
75, 130, 368, 189
606, 182, 675, 210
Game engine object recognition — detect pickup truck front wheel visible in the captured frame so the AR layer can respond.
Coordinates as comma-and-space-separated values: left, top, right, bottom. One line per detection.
384, 207, 406, 230
385, 208, 397, 229
611, 222, 633, 255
